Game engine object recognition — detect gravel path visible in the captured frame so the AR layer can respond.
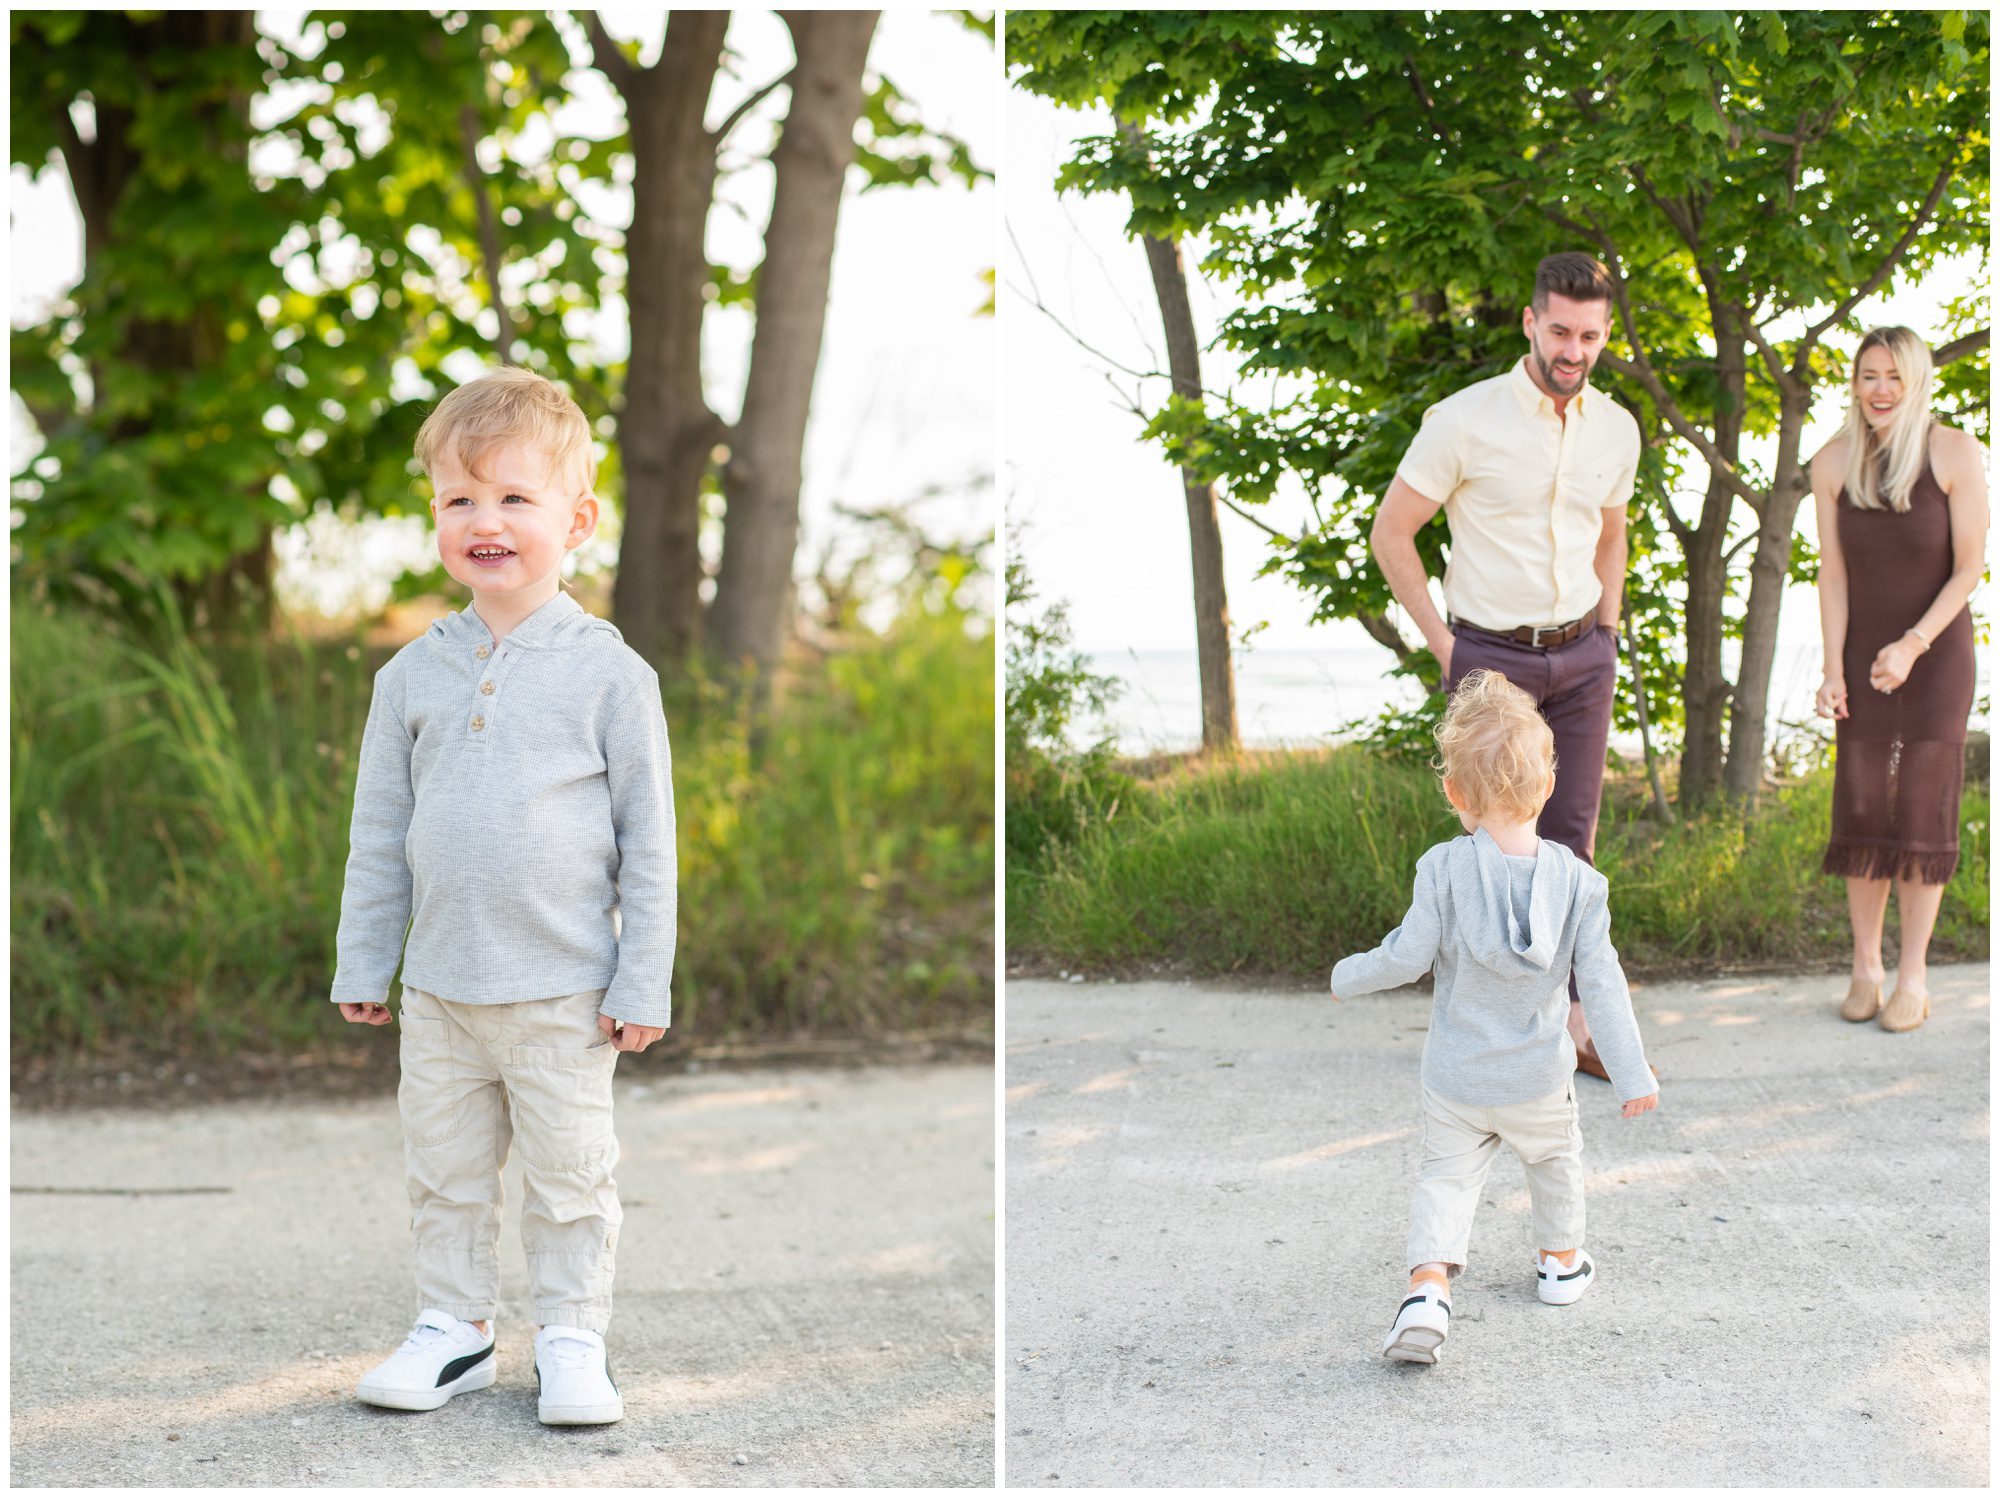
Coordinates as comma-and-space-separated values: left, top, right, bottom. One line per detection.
12, 1062, 996, 1487
1006, 965, 1988, 1487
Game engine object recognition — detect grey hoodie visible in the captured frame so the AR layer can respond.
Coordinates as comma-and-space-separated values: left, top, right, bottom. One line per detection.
1330, 829, 1652, 1105
330, 592, 677, 1027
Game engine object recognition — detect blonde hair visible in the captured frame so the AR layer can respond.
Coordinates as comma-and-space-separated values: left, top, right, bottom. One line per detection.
1433, 669, 1556, 825
1840, 326, 1934, 513
414, 366, 597, 498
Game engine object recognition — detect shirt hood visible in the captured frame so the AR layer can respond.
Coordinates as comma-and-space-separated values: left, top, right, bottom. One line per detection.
427, 591, 624, 653
1444, 827, 1576, 976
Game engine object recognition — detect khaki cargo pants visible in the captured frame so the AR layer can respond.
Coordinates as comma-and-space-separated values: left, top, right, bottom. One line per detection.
1407, 1080, 1585, 1277
398, 985, 621, 1332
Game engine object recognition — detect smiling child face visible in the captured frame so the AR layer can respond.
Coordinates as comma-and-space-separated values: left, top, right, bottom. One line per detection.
428, 440, 597, 605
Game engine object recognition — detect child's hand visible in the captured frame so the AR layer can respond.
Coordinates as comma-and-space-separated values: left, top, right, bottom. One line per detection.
598, 1013, 665, 1053
1621, 1091, 1659, 1118
339, 1002, 394, 1026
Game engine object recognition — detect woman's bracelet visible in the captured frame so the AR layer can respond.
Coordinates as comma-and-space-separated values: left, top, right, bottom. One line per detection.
1904, 625, 1932, 652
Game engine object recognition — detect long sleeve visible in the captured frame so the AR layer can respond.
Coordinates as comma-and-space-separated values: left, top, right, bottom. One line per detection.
1571, 876, 1653, 1101
1331, 856, 1442, 997
599, 674, 678, 1028
330, 669, 415, 1005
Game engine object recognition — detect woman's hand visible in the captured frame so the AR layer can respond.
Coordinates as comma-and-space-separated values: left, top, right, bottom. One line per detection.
1868, 636, 1922, 695
1814, 673, 1849, 720
339, 1001, 394, 1026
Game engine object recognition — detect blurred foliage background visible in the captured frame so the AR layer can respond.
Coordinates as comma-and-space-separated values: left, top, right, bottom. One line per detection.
10, 9, 996, 1080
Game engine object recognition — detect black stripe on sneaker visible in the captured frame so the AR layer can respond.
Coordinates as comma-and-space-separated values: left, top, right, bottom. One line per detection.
1554, 1264, 1590, 1281
436, 1341, 495, 1387
1397, 1295, 1449, 1315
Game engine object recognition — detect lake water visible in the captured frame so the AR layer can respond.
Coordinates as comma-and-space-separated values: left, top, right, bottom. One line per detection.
1076, 637, 1988, 757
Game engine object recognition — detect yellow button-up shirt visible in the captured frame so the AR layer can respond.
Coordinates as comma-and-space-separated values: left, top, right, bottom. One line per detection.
1396, 357, 1640, 629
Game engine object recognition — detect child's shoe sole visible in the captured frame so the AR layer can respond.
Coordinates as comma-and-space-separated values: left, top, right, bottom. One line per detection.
538, 1398, 625, 1425
357, 1355, 497, 1412
1382, 1326, 1446, 1363
1381, 1294, 1450, 1363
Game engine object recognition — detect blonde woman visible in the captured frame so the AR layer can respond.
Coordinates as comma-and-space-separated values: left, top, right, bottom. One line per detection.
1811, 326, 1987, 1033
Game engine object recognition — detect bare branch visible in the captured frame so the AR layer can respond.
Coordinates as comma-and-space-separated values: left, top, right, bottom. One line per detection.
1404, 57, 1445, 142
586, 11, 638, 87
1627, 161, 1701, 251
713, 69, 794, 147
1936, 327, 1990, 366
1740, 307, 1789, 389
1798, 148, 1963, 355
1004, 268, 1169, 388
1600, 349, 1763, 507
1356, 609, 1418, 668
1215, 488, 1286, 540
457, 104, 514, 365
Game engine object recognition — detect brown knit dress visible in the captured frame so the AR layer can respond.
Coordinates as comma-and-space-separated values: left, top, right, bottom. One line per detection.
1822, 452, 1976, 886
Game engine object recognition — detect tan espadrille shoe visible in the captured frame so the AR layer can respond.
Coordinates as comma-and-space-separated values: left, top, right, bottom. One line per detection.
1878, 986, 1930, 1033
1840, 977, 1883, 1023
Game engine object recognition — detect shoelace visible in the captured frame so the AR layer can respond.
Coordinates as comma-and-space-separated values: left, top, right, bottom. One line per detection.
542, 1336, 598, 1370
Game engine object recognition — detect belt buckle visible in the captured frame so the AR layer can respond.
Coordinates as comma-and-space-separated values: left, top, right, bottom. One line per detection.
1532, 623, 1563, 648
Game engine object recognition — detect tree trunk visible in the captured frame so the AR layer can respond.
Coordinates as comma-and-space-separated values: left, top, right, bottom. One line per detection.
1674, 307, 1751, 810
63, 11, 274, 631
606, 11, 731, 669
1126, 126, 1239, 754
1724, 392, 1812, 805
707, 10, 879, 674
1623, 613, 1675, 824
1676, 481, 1735, 809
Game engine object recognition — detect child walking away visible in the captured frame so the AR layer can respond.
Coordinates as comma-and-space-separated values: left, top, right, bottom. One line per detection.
331, 367, 676, 1423
1331, 671, 1656, 1365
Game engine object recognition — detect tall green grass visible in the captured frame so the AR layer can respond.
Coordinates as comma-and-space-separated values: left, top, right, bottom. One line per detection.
1009, 748, 1989, 976
12, 595, 993, 1059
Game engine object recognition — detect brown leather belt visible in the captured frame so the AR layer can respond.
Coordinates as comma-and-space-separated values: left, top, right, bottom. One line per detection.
1451, 613, 1596, 649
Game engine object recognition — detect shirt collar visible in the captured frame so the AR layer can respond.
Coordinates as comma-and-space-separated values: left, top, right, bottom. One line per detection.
1508, 356, 1594, 420
462, 590, 582, 650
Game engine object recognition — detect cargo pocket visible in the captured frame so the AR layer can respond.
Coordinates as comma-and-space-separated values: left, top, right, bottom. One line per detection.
505, 1042, 618, 1175
397, 1014, 463, 1148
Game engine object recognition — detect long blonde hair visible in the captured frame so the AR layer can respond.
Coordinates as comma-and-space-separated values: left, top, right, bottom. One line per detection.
1840, 326, 1935, 513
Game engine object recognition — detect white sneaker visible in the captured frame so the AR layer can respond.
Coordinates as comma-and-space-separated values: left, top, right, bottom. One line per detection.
535, 1326, 623, 1425
1381, 1284, 1451, 1363
355, 1309, 496, 1411
1537, 1250, 1596, 1305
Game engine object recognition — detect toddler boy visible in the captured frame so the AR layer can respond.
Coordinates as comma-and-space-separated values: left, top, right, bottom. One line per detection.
331, 366, 676, 1422
1331, 670, 1656, 1365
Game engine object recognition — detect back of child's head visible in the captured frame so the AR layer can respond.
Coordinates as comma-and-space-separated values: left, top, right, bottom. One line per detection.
414, 366, 596, 498
1432, 669, 1556, 824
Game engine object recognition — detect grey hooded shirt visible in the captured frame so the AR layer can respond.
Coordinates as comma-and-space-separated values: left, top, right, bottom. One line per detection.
330, 592, 677, 1027
1330, 829, 1652, 1105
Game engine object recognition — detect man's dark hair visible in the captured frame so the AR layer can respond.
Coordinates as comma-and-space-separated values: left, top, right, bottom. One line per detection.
1532, 252, 1615, 310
